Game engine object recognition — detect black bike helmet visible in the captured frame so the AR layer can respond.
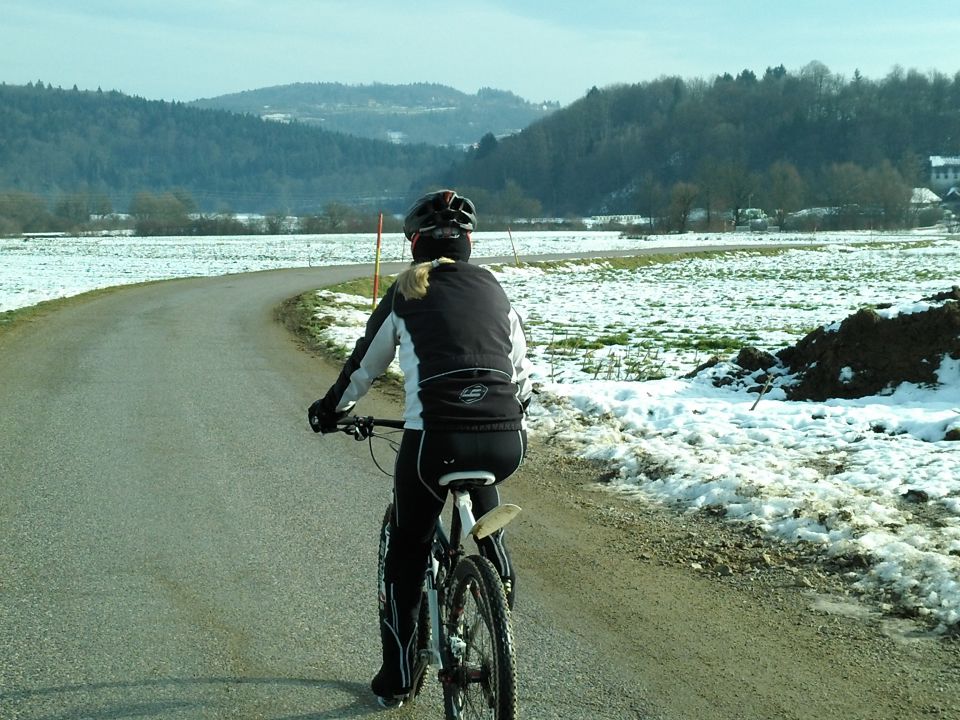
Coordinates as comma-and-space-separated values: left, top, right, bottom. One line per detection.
403, 190, 478, 242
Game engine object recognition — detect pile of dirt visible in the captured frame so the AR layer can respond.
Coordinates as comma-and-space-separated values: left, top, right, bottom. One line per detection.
696, 286, 960, 403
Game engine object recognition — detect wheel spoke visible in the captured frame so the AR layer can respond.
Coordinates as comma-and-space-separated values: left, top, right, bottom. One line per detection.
442, 557, 516, 720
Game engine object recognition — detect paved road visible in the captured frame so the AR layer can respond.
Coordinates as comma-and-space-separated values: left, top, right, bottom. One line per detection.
0, 261, 657, 719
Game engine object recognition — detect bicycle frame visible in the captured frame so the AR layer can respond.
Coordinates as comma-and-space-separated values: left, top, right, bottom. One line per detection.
337, 415, 520, 715
421, 518, 452, 670
414, 480, 520, 677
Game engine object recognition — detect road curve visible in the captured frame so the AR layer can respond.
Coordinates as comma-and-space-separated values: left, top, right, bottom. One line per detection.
4, 247, 949, 720
0, 261, 658, 719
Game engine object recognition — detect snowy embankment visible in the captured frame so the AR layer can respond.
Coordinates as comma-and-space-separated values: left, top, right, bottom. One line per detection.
3, 228, 959, 631
316, 232, 960, 633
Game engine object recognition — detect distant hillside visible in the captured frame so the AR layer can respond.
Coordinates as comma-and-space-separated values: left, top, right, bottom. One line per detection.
191, 82, 560, 147
0, 83, 458, 213
444, 63, 960, 223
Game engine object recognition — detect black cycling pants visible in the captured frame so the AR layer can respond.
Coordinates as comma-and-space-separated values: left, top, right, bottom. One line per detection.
375, 428, 526, 691
384, 428, 526, 585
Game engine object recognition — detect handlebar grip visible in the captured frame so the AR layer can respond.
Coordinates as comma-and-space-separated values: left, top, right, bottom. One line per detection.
372, 418, 405, 429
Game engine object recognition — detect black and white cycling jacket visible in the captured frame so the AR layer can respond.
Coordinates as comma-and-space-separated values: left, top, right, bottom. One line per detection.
321, 261, 534, 432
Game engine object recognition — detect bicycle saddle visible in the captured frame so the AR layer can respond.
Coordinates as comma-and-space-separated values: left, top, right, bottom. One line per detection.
438, 471, 497, 489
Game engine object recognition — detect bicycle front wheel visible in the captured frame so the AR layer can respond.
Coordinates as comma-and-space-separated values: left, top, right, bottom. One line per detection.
442, 556, 517, 720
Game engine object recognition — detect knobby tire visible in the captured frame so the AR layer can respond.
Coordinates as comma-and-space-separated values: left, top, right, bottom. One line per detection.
443, 555, 517, 720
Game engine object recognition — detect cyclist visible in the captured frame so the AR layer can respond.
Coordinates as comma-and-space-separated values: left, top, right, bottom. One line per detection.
307, 189, 533, 707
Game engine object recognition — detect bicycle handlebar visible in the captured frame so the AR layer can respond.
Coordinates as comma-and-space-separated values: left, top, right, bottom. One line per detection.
336, 415, 405, 440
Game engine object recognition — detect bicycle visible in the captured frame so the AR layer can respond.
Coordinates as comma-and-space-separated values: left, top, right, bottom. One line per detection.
337, 415, 521, 719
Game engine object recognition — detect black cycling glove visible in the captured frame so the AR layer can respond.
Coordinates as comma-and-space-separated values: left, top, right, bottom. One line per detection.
308, 398, 346, 434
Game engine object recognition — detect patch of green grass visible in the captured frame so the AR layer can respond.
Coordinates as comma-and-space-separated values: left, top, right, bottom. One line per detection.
546, 335, 604, 352
276, 289, 405, 400
641, 330, 667, 342
528, 247, 795, 274
777, 325, 818, 336
325, 274, 395, 299
668, 335, 743, 353
1, 303, 52, 337
578, 345, 668, 382
595, 331, 631, 346
275, 291, 337, 354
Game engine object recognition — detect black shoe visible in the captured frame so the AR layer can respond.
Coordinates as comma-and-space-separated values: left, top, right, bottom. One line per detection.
371, 664, 410, 702
375, 694, 404, 709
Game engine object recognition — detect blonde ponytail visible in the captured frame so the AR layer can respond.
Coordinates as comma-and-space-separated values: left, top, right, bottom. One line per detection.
396, 257, 455, 300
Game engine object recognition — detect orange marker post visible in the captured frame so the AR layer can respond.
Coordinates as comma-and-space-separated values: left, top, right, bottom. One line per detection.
372, 212, 384, 309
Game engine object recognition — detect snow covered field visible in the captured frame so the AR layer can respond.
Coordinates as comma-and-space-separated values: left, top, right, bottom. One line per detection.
3, 228, 959, 631
0, 227, 916, 313
1, 230, 638, 312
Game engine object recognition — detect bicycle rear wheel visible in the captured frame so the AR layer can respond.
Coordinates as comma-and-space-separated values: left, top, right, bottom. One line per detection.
442, 555, 517, 720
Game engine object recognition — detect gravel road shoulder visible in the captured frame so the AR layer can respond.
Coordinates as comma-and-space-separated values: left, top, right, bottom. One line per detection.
507, 438, 960, 719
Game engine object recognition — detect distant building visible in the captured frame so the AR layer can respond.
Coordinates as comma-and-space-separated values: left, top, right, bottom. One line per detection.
584, 214, 649, 227
944, 187, 960, 208
911, 187, 941, 205
929, 155, 960, 193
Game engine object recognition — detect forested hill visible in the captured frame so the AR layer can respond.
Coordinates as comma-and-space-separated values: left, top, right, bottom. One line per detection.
191, 82, 559, 147
0, 82, 458, 214
445, 63, 960, 217
7, 66, 960, 223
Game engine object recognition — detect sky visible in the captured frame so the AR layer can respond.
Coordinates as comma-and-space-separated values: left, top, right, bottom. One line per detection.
3, 1, 960, 106
3, 228, 959, 633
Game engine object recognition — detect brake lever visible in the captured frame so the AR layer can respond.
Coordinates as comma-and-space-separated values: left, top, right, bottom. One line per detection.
341, 417, 372, 441
352, 424, 372, 441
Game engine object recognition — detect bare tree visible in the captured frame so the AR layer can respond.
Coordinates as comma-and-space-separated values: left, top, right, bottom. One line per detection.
822, 162, 868, 210
668, 182, 699, 232
715, 162, 757, 227
634, 173, 666, 232
765, 161, 806, 229
867, 160, 911, 228
695, 158, 725, 230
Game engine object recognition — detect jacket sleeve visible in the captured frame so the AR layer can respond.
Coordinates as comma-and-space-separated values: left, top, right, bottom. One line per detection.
320, 285, 399, 413
508, 306, 534, 409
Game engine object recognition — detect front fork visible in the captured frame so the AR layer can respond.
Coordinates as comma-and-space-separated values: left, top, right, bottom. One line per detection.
426, 551, 467, 669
